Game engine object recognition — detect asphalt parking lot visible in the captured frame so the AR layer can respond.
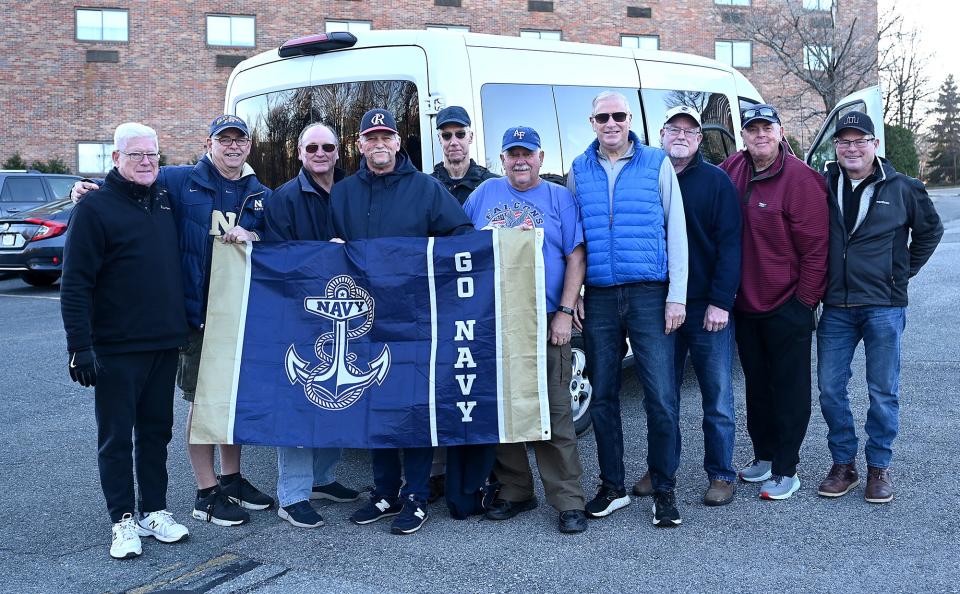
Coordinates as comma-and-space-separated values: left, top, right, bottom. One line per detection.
1, 190, 958, 594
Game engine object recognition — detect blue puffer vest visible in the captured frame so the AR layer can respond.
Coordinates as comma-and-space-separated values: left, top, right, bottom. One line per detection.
571, 132, 668, 287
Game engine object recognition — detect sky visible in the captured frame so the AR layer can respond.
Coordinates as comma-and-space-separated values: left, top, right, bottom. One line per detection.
879, 0, 960, 93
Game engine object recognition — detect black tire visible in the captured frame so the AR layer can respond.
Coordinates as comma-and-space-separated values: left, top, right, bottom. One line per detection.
21, 271, 60, 287
570, 333, 593, 436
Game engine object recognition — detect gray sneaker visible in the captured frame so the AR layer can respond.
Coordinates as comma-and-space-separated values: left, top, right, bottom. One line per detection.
738, 459, 772, 483
759, 474, 801, 500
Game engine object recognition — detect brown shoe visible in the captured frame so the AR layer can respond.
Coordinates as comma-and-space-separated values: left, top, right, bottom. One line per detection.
632, 471, 653, 497
817, 463, 859, 497
703, 479, 735, 506
865, 466, 894, 503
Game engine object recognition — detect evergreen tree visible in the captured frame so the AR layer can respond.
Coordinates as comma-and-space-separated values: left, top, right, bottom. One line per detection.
926, 75, 960, 185
884, 124, 919, 178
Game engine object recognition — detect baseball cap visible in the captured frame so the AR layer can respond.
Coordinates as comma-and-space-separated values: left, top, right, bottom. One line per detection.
664, 105, 702, 127
501, 126, 541, 151
359, 108, 399, 135
436, 106, 471, 128
740, 104, 781, 129
209, 114, 249, 138
833, 110, 875, 137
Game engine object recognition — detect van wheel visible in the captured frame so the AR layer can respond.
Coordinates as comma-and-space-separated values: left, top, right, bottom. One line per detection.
570, 346, 593, 436
21, 271, 60, 287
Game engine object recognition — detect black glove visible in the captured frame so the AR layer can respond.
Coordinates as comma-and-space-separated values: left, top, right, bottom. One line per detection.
68, 348, 98, 387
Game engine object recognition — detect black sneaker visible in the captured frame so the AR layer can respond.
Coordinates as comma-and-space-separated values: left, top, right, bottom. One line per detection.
350, 494, 402, 525
651, 491, 682, 528
192, 487, 250, 526
558, 510, 588, 534
484, 497, 538, 521
219, 474, 274, 510
310, 481, 361, 503
390, 496, 428, 535
278, 501, 324, 528
585, 485, 631, 518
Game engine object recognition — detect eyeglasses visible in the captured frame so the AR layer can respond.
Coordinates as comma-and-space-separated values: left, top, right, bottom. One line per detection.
664, 125, 701, 139
305, 143, 337, 154
120, 151, 161, 162
440, 130, 468, 141
214, 136, 251, 147
833, 137, 875, 149
741, 107, 779, 120
591, 112, 630, 124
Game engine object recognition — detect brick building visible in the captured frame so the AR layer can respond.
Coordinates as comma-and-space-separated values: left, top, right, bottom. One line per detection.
1, 0, 877, 175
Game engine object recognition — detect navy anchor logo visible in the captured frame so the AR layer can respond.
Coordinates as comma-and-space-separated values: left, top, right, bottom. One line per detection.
285, 275, 391, 410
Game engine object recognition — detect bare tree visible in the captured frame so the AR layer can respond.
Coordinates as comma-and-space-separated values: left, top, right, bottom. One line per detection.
878, 1, 933, 130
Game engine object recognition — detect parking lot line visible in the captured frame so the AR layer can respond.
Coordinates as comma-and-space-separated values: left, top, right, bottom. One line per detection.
0, 293, 60, 301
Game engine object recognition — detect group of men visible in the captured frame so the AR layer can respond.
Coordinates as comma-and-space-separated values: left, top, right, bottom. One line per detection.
60, 89, 943, 560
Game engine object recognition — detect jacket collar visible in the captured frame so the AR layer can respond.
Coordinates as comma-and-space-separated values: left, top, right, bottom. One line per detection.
586, 131, 643, 164
744, 140, 789, 182
191, 155, 258, 191
297, 167, 345, 197
675, 150, 704, 178
104, 167, 158, 205
432, 159, 484, 187
357, 149, 416, 185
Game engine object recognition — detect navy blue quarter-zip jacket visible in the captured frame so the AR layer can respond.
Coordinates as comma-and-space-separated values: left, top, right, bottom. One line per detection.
264, 167, 345, 241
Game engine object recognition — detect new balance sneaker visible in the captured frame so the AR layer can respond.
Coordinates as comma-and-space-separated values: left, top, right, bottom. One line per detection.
110, 513, 142, 560
390, 496, 428, 535
192, 487, 250, 526
585, 485, 631, 518
350, 494, 403, 525
738, 459, 773, 483
759, 474, 801, 500
651, 491, 682, 527
278, 501, 325, 528
137, 510, 189, 543
219, 474, 274, 510
310, 481, 361, 503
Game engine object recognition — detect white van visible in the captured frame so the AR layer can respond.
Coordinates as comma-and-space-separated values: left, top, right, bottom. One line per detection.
223, 30, 884, 433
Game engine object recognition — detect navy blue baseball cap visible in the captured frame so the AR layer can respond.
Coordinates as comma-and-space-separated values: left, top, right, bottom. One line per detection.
740, 104, 781, 129
209, 114, 249, 137
436, 106, 472, 128
501, 126, 541, 151
834, 110, 875, 137
359, 108, 399, 135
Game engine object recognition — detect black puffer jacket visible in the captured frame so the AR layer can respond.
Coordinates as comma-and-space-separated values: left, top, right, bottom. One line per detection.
431, 159, 499, 206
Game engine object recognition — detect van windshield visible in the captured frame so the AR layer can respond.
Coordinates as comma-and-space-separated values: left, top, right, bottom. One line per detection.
235, 80, 421, 188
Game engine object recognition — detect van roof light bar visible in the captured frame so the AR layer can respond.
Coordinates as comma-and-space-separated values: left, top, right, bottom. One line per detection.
279, 32, 358, 57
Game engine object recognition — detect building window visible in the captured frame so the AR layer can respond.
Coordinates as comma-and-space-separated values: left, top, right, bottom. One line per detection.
76, 9, 128, 42
206, 15, 255, 47
519, 29, 562, 41
802, 0, 833, 9
804, 45, 832, 71
325, 20, 372, 33
715, 40, 752, 68
714, 0, 750, 5
77, 143, 115, 175
621, 35, 659, 50
426, 25, 470, 32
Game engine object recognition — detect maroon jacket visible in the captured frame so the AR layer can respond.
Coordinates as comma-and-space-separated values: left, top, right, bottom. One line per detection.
720, 143, 828, 314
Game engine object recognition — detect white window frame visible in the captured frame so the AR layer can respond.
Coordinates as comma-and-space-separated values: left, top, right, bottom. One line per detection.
76, 8, 128, 42
714, 0, 750, 5
519, 29, 562, 41
325, 20, 372, 33
206, 14, 256, 47
425, 25, 470, 32
802, 0, 833, 10
715, 40, 752, 68
804, 44, 833, 71
621, 35, 659, 50
77, 142, 115, 175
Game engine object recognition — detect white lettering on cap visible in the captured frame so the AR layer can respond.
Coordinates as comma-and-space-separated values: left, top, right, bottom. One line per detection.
371, 113, 385, 126
513, 129, 525, 139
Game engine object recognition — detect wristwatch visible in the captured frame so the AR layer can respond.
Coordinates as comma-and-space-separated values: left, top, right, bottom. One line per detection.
556, 305, 575, 316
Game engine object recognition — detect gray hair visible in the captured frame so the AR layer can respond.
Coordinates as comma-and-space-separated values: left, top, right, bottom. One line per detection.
297, 122, 339, 148
114, 122, 158, 151
591, 91, 631, 112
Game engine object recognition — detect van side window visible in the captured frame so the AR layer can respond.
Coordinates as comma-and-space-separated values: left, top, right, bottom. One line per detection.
235, 81, 421, 188
479, 84, 644, 181
642, 89, 736, 165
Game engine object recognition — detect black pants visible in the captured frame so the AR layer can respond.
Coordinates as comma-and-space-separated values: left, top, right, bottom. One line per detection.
735, 298, 816, 477
94, 349, 177, 522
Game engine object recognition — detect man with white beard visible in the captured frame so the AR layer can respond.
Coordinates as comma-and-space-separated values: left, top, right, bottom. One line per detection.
631, 106, 742, 507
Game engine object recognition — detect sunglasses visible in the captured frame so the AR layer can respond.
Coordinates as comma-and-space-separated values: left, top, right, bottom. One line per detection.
592, 112, 629, 124
741, 107, 779, 120
440, 130, 468, 141
305, 143, 337, 154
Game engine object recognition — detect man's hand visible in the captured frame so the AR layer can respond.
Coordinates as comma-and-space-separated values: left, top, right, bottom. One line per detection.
549, 311, 573, 346
664, 302, 686, 334
221, 226, 257, 244
702, 305, 730, 332
70, 180, 100, 204
573, 295, 585, 332
68, 349, 98, 387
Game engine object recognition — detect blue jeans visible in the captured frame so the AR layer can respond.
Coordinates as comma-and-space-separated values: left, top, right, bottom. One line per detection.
675, 303, 737, 482
276, 447, 342, 507
371, 447, 434, 503
584, 282, 678, 493
817, 305, 906, 469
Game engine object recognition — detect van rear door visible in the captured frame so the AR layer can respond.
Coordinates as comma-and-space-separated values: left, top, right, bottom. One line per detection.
805, 85, 884, 173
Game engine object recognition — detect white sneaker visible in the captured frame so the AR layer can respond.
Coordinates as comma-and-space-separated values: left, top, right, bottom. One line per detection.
738, 459, 773, 483
111, 513, 142, 559
137, 510, 190, 543
759, 474, 801, 500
